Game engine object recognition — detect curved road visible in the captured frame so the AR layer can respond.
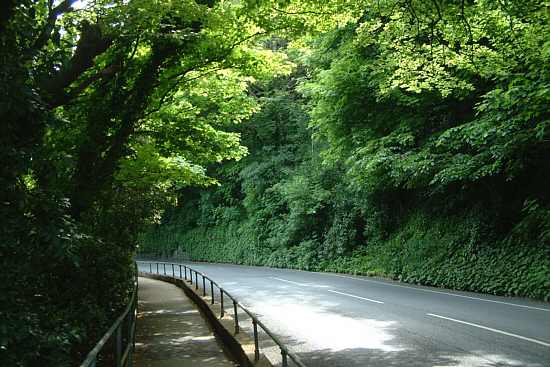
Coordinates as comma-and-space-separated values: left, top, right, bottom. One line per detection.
138, 262, 550, 367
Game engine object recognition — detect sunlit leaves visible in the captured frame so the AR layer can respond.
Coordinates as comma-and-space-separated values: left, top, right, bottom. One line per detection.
115, 143, 216, 190
299, 0, 550, 196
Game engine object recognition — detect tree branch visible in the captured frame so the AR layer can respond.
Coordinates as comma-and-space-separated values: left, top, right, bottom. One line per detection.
272, 7, 335, 16
55, 63, 120, 107
41, 21, 113, 107
460, 0, 473, 42
27, 0, 78, 59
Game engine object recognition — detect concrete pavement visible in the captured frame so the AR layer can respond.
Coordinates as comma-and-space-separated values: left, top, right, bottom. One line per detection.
134, 277, 237, 367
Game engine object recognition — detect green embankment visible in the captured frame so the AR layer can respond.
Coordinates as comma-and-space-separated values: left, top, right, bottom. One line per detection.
140, 210, 549, 300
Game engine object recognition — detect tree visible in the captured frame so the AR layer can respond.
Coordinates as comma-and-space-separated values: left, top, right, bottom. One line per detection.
0, 0, 300, 365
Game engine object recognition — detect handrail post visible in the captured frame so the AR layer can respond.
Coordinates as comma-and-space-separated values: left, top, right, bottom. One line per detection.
133, 293, 137, 350
281, 349, 288, 367
179, 264, 182, 278
127, 308, 133, 367
202, 275, 206, 297
149, 263, 152, 273
210, 281, 214, 304
163, 263, 166, 275
220, 290, 225, 318
115, 325, 122, 367
195, 271, 198, 290
156, 263, 159, 274
233, 300, 239, 334
127, 305, 132, 348
253, 320, 260, 361
172, 263, 175, 277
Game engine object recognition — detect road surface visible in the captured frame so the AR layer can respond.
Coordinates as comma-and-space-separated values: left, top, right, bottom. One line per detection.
138, 261, 550, 367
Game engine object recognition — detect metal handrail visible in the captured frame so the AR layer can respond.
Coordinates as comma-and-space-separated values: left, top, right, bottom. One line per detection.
79, 267, 138, 367
137, 260, 306, 367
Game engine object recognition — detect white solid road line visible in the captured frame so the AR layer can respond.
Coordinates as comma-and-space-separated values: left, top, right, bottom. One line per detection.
329, 274, 550, 312
427, 313, 550, 347
327, 289, 384, 304
271, 277, 310, 286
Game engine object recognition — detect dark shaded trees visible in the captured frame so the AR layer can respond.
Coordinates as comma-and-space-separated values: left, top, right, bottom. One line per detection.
0, 0, 295, 365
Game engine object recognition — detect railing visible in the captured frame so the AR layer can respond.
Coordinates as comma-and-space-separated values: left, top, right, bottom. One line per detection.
137, 260, 306, 367
79, 268, 138, 367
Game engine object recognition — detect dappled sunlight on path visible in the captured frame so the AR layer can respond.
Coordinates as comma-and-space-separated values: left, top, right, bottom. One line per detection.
134, 277, 236, 367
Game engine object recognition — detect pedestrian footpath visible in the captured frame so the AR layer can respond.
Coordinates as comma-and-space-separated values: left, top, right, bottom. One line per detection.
134, 277, 237, 367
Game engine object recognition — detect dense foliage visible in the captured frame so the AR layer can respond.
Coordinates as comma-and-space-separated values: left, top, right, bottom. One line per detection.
140, 0, 550, 300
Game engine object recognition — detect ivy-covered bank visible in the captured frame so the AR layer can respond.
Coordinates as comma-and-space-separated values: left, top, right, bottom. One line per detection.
141, 212, 549, 300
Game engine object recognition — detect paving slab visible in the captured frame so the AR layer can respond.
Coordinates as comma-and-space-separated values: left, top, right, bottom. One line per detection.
134, 277, 237, 367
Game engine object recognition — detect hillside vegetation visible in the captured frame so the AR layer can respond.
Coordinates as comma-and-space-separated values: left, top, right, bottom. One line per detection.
140, 1, 550, 300
1, 0, 310, 365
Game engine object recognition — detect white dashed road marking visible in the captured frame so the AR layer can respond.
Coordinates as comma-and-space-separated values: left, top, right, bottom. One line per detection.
271, 277, 310, 286
427, 313, 550, 347
327, 290, 384, 304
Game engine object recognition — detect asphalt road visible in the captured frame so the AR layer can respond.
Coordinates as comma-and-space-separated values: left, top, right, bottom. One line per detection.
137, 261, 550, 367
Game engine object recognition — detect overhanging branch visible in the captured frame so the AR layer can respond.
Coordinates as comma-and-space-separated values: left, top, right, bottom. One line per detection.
27, 0, 78, 59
